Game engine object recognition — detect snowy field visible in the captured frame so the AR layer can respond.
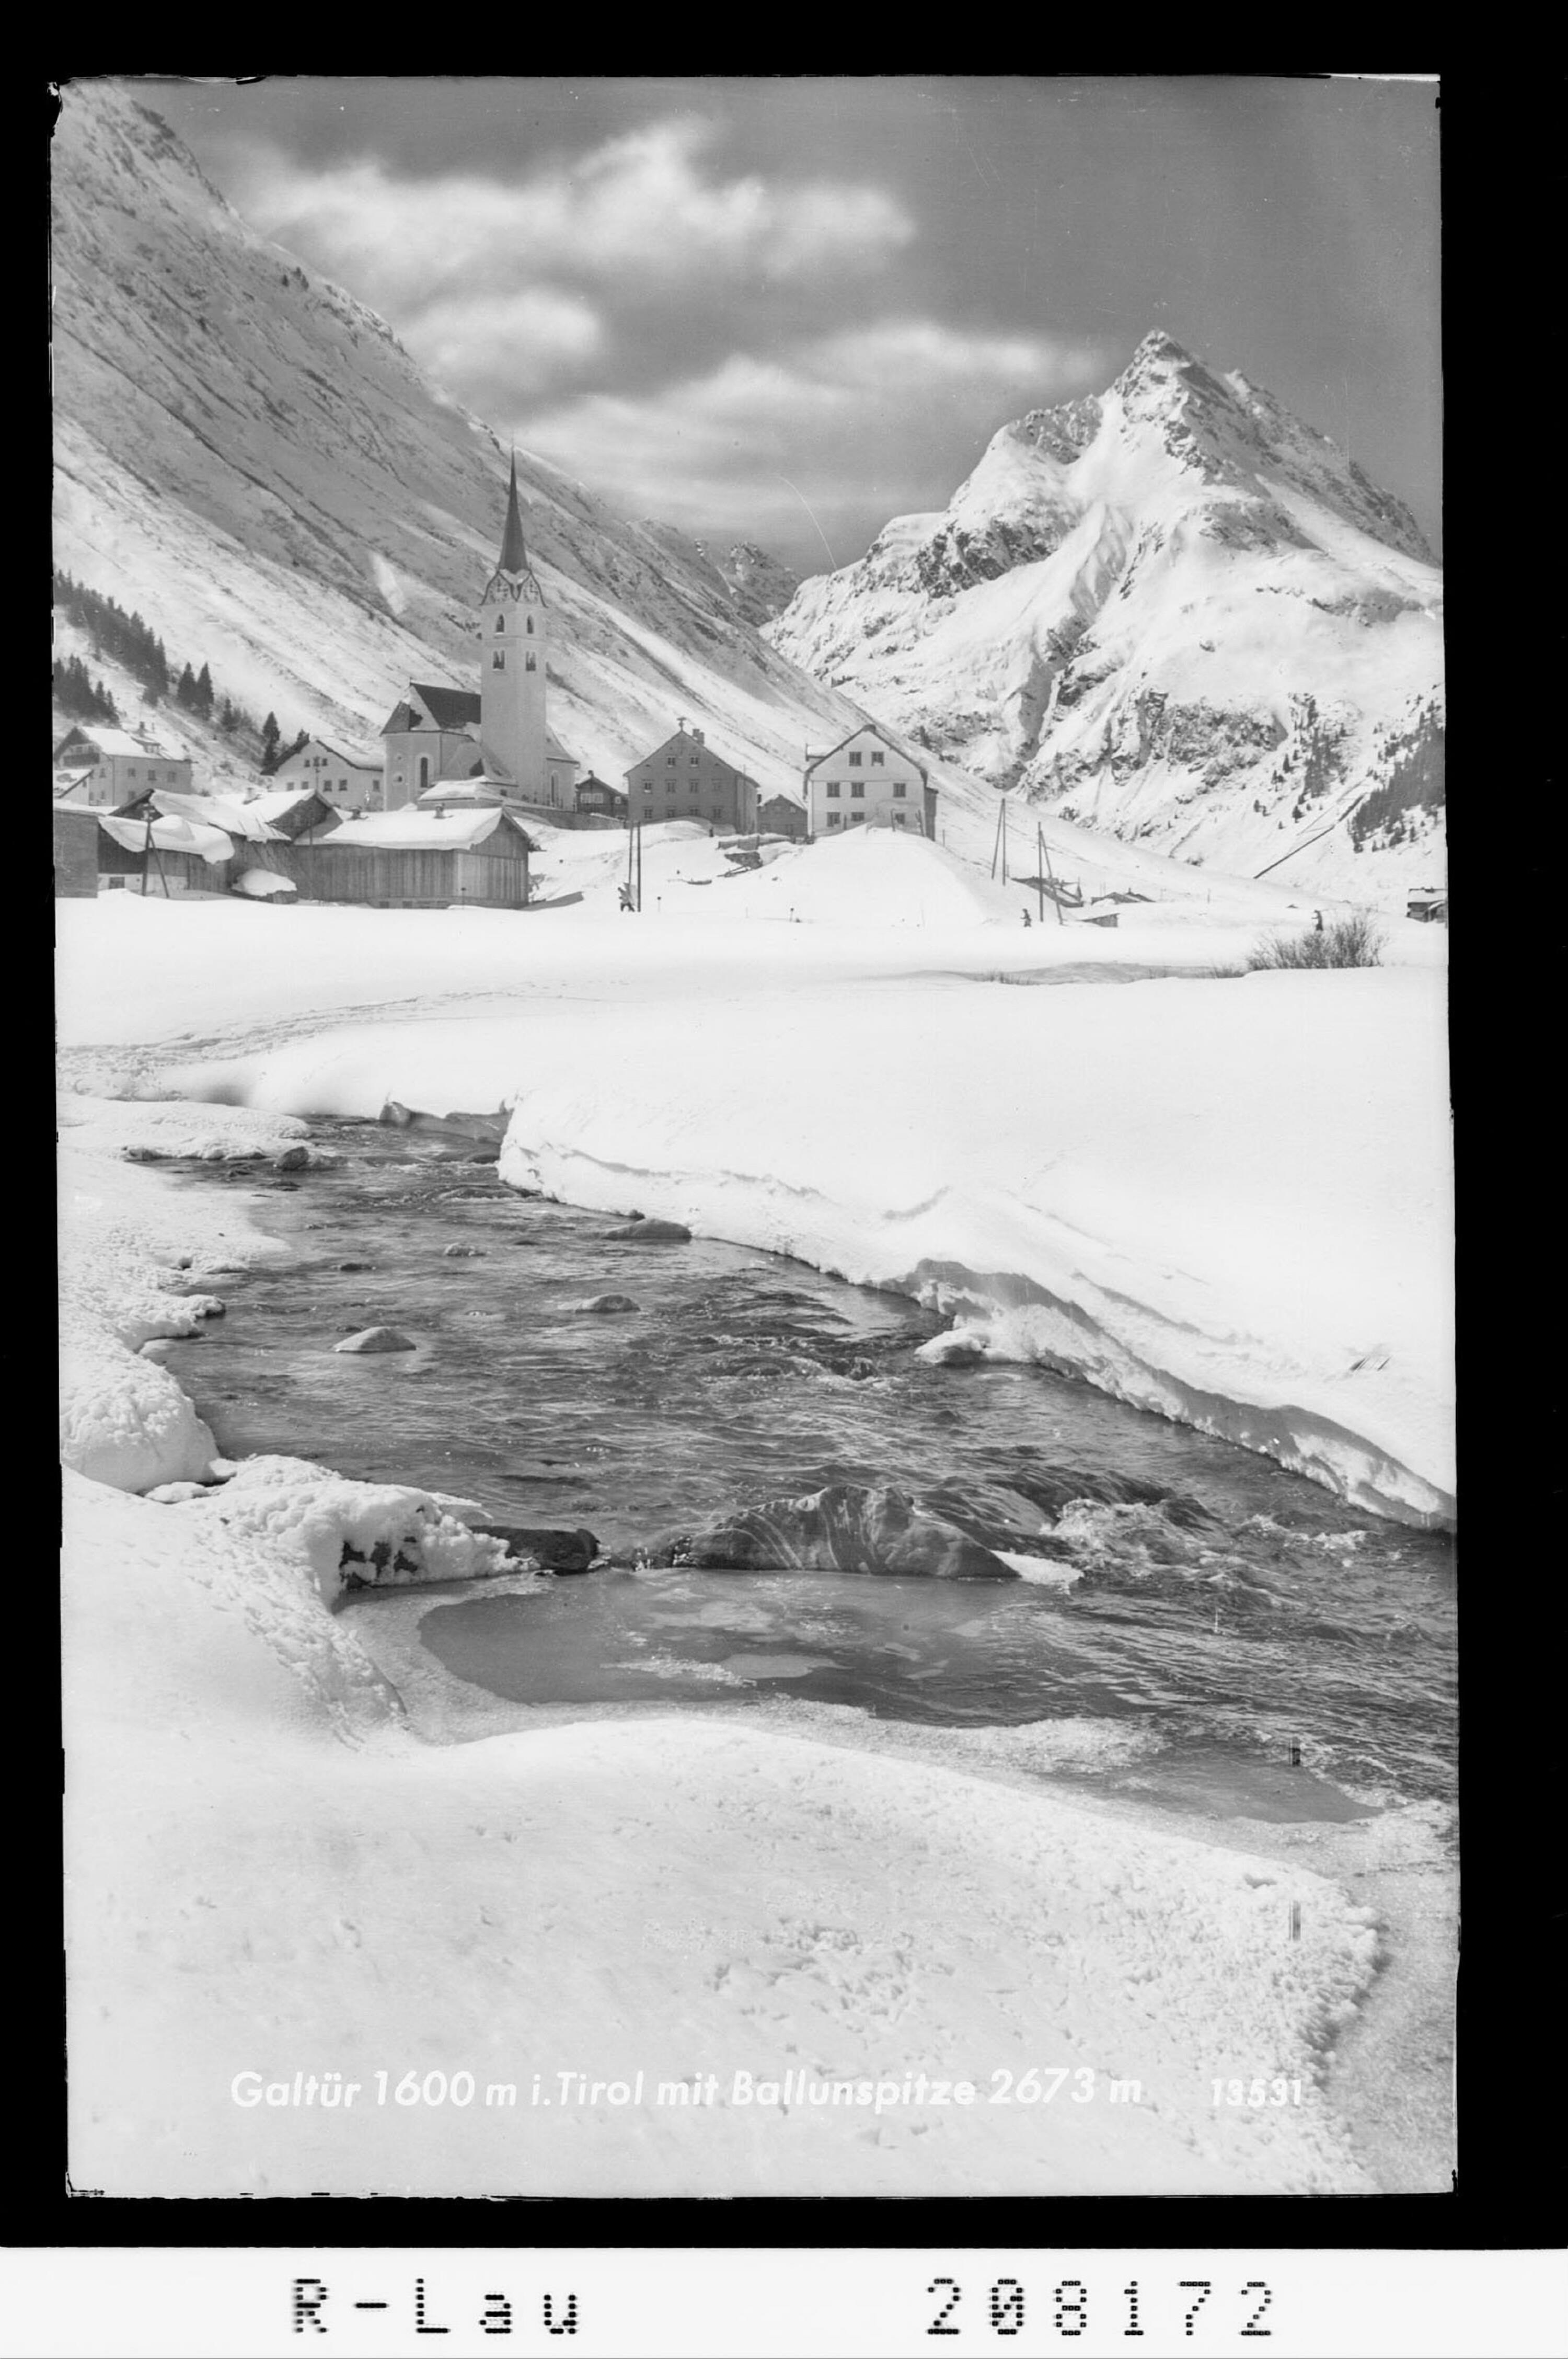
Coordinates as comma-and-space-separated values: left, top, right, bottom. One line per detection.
58, 825, 1454, 2195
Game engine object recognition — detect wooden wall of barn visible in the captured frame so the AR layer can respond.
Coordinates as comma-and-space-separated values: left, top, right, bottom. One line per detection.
287, 843, 530, 908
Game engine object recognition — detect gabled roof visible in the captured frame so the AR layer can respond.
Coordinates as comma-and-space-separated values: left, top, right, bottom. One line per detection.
545, 726, 577, 765
804, 719, 928, 780
321, 806, 535, 852
624, 727, 747, 781
238, 785, 339, 828
409, 683, 483, 732
275, 735, 381, 772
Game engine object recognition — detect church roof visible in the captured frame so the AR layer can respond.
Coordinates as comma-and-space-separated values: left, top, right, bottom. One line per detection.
497, 453, 529, 575
409, 684, 482, 732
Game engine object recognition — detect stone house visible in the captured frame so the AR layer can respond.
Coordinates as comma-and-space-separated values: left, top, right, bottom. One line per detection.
624, 722, 759, 833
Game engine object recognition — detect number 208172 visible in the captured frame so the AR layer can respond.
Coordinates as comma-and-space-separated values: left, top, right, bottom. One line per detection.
927, 2278, 1275, 2339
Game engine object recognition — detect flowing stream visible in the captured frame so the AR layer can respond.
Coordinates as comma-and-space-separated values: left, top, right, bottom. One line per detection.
161, 1119, 1456, 1822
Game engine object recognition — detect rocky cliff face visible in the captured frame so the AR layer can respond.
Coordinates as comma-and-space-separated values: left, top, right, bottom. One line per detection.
50, 84, 879, 801
768, 333, 1444, 891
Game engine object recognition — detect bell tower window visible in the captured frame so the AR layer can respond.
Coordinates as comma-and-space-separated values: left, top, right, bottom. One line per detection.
525, 654, 537, 672
494, 614, 505, 633
525, 616, 534, 635
493, 651, 505, 669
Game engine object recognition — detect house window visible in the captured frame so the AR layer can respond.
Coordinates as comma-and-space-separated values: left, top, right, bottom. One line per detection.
827, 814, 841, 828
825, 783, 840, 798
851, 782, 864, 798
666, 755, 677, 767
893, 782, 906, 798
689, 754, 699, 765
493, 651, 505, 669
418, 757, 431, 792
850, 812, 864, 823
892, 814, 905, 827
849, 751, 862, 766
871, 751, 884, 766
127, 766, 137, 778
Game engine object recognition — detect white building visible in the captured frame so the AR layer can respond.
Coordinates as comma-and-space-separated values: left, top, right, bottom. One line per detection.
804, 723, 935, 840
268, 735, 382, 810
53, 725, 192, 810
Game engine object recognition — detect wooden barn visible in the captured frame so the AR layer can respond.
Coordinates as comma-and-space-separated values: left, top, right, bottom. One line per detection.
289, 806, 535, 908
53, 805, 100, 897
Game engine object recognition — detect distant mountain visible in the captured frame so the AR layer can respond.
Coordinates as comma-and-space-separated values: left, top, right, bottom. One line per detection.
767, 333, 1445, 890
705, 542, 802, 629
49, 84, 886, 805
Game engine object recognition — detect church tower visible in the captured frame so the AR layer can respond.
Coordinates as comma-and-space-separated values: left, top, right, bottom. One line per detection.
478, 455, 549, 802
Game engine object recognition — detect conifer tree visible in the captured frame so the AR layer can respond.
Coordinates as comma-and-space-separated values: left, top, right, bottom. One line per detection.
175, 663, 198, 711
194, 662, 214, 719
260, 713, 281, 773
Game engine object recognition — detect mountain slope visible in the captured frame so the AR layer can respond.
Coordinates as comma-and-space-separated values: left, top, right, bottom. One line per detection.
50, 83, 886, 804
767, 333, 1445, 892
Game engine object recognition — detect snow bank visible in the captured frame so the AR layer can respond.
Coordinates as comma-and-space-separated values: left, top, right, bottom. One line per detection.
156, 960, 1451, 1522
65, 1464, 1388, 2196
57, 1096, 303, 1492
187, 1453, 520, 1606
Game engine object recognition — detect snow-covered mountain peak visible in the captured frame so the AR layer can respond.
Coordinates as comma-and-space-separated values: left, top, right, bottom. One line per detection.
768, 329, 1444, 894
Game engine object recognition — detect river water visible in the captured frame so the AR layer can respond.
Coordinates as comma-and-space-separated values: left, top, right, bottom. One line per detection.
162, 1120, 1456, 1820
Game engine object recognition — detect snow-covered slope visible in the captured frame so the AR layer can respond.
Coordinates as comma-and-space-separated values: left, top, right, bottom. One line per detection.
50, 84, 882, 805
768, 334, 1445, 895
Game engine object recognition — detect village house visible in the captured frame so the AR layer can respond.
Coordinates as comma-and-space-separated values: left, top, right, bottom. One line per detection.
379, 459, 580, 817
804, 723, 936, 840
574, 772, 628, 823
624, 722, 759, 833
53, 725, 192, 809
757, 791, 808, 841
268, 734, 383, 810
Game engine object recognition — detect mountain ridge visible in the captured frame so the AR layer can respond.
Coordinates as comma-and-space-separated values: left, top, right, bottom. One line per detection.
768, 330, 1444, 890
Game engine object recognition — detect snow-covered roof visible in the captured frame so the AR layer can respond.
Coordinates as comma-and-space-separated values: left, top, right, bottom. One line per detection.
274, 737, 381, 772
417, 777, 509, 808
805, 720, 927, 780
318, 807, 531, 851
99, 814, 233, 863
152, 788, 283, 843
54, 726, 187, 763
233, 868, 298, 898
235, 786, 338, 826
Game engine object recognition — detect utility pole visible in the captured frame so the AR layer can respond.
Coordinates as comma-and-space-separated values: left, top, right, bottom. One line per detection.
1038, 823, 1064, 926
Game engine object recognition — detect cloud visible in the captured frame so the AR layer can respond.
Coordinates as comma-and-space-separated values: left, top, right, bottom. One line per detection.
233, 117, 914, 317
518, 320, 1109, 558
408, 287, 605, 398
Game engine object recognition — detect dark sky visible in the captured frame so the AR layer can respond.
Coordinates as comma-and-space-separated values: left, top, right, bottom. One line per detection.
118, 75, 1441, 575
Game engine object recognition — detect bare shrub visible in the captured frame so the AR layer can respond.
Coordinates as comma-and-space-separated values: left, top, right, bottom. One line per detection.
1247, 912, 1385, 970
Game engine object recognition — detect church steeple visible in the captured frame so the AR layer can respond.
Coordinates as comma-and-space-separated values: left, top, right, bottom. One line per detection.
479, 453, 550, 803
497, 451, 528, 577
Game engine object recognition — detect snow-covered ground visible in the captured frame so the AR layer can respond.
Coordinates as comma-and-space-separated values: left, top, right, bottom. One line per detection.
67, 1436, 1404, 2197
58, 832, 1453, 2195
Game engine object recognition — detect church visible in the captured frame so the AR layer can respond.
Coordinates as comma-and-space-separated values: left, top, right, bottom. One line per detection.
379, 459, 580, 814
